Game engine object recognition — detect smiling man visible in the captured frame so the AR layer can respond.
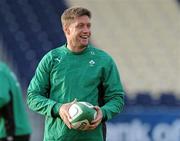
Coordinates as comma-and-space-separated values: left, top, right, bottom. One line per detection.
27, 7, 124, 141
62, 9, 91, 52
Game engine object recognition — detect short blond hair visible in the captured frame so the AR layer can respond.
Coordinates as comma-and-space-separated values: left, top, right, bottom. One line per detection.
61, 7, 91, 27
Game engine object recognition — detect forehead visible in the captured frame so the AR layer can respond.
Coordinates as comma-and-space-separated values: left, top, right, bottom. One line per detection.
73, 15, 91, 25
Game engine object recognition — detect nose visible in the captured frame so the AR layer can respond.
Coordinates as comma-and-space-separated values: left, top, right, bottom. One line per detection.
83, 25, 90, 33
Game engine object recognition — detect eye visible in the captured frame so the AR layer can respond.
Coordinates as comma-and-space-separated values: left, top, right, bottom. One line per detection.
76, 23, 91, 29
77, 24, 84, 28
87, 23, 91, 28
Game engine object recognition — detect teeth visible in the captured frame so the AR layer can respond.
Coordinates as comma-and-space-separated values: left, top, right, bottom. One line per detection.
81, 36, 88, 39
81, 35, 88, 37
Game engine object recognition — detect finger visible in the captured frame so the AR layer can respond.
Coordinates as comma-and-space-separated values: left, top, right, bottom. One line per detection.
79, 126, 88, 131
87, 124, 98, 130
60, 109, 72, 129
80, 120, 100, 131
71, 98, 77, 104
89, 118, 102, 130
91, 119, 101, 127
91, 115, 101, 124
66, 109, 72, 120
92, 106, 102, 123
78, 123, 88, 131
79, 124, 92, 131
93, 106, 101, 112
91, 116, 101, 123
63, 114, 72, 129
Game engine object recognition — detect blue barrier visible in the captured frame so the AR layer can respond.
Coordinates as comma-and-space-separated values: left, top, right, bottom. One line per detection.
107, 106, 180, 141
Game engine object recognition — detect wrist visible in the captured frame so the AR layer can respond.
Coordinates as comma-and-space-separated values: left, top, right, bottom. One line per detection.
52, 103, 62, 118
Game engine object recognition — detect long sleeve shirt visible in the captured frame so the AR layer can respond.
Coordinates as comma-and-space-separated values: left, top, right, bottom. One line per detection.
27, 44, 124, 141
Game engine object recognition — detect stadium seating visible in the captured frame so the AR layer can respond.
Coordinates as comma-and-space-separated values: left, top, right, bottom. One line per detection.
159, 92, 178, 106
135, 92, 154, 106
0, 0, 67, 88
0, 1, 68, 140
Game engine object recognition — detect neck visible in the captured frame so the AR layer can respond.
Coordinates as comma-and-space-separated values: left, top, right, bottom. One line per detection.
67, 44, 87, 53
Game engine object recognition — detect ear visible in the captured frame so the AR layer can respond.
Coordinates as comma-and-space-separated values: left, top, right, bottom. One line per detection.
63, 24, 70, 35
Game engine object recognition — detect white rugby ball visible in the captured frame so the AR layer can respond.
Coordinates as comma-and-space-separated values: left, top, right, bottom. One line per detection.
68, 102, 97, 130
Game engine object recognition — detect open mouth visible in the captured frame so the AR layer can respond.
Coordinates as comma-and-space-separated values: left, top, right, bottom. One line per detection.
80, 35, 89, 39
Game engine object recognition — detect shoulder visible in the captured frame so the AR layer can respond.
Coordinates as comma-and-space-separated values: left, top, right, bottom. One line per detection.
0, 62, 13, 83
50, 45, 66, 57
40, 44, 66, 62
36, 45, 67, 71
0, 62, 11, 74
0, 61, 8, 70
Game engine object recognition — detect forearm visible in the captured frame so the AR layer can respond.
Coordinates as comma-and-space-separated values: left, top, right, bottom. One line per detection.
101, 93, 124, 121
27, 92, 62, 117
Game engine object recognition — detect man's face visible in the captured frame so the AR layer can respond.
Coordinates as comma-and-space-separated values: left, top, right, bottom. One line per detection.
65, 15, 91, 48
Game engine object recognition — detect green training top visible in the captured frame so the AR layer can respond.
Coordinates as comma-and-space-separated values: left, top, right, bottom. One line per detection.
27, 44, 124, 141
0, 61, 32, 138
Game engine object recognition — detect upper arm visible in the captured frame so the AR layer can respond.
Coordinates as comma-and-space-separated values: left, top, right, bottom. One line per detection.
0, 73, 10, 108
27, 52, 58, 116
28, 53, 52, 97
103, 58, 124, 100
100, 57, 124, 120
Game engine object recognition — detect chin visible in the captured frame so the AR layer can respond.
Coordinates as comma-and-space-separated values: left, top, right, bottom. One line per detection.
82, 45, 88, 48
80, 43, 88, 48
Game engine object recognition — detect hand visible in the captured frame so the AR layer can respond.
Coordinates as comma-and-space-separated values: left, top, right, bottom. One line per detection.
80, 106, 103, 131
59, 99, 77, 129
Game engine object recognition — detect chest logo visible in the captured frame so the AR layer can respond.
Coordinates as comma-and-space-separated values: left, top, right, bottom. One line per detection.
89, 60, 95, 66
55, 57, 62, 63
90, 51, 95, 55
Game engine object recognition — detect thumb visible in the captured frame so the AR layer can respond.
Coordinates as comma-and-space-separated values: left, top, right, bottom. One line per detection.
71, 98, 77, 104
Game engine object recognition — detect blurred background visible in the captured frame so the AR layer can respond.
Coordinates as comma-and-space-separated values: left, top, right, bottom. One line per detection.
0, 0, 180, 140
